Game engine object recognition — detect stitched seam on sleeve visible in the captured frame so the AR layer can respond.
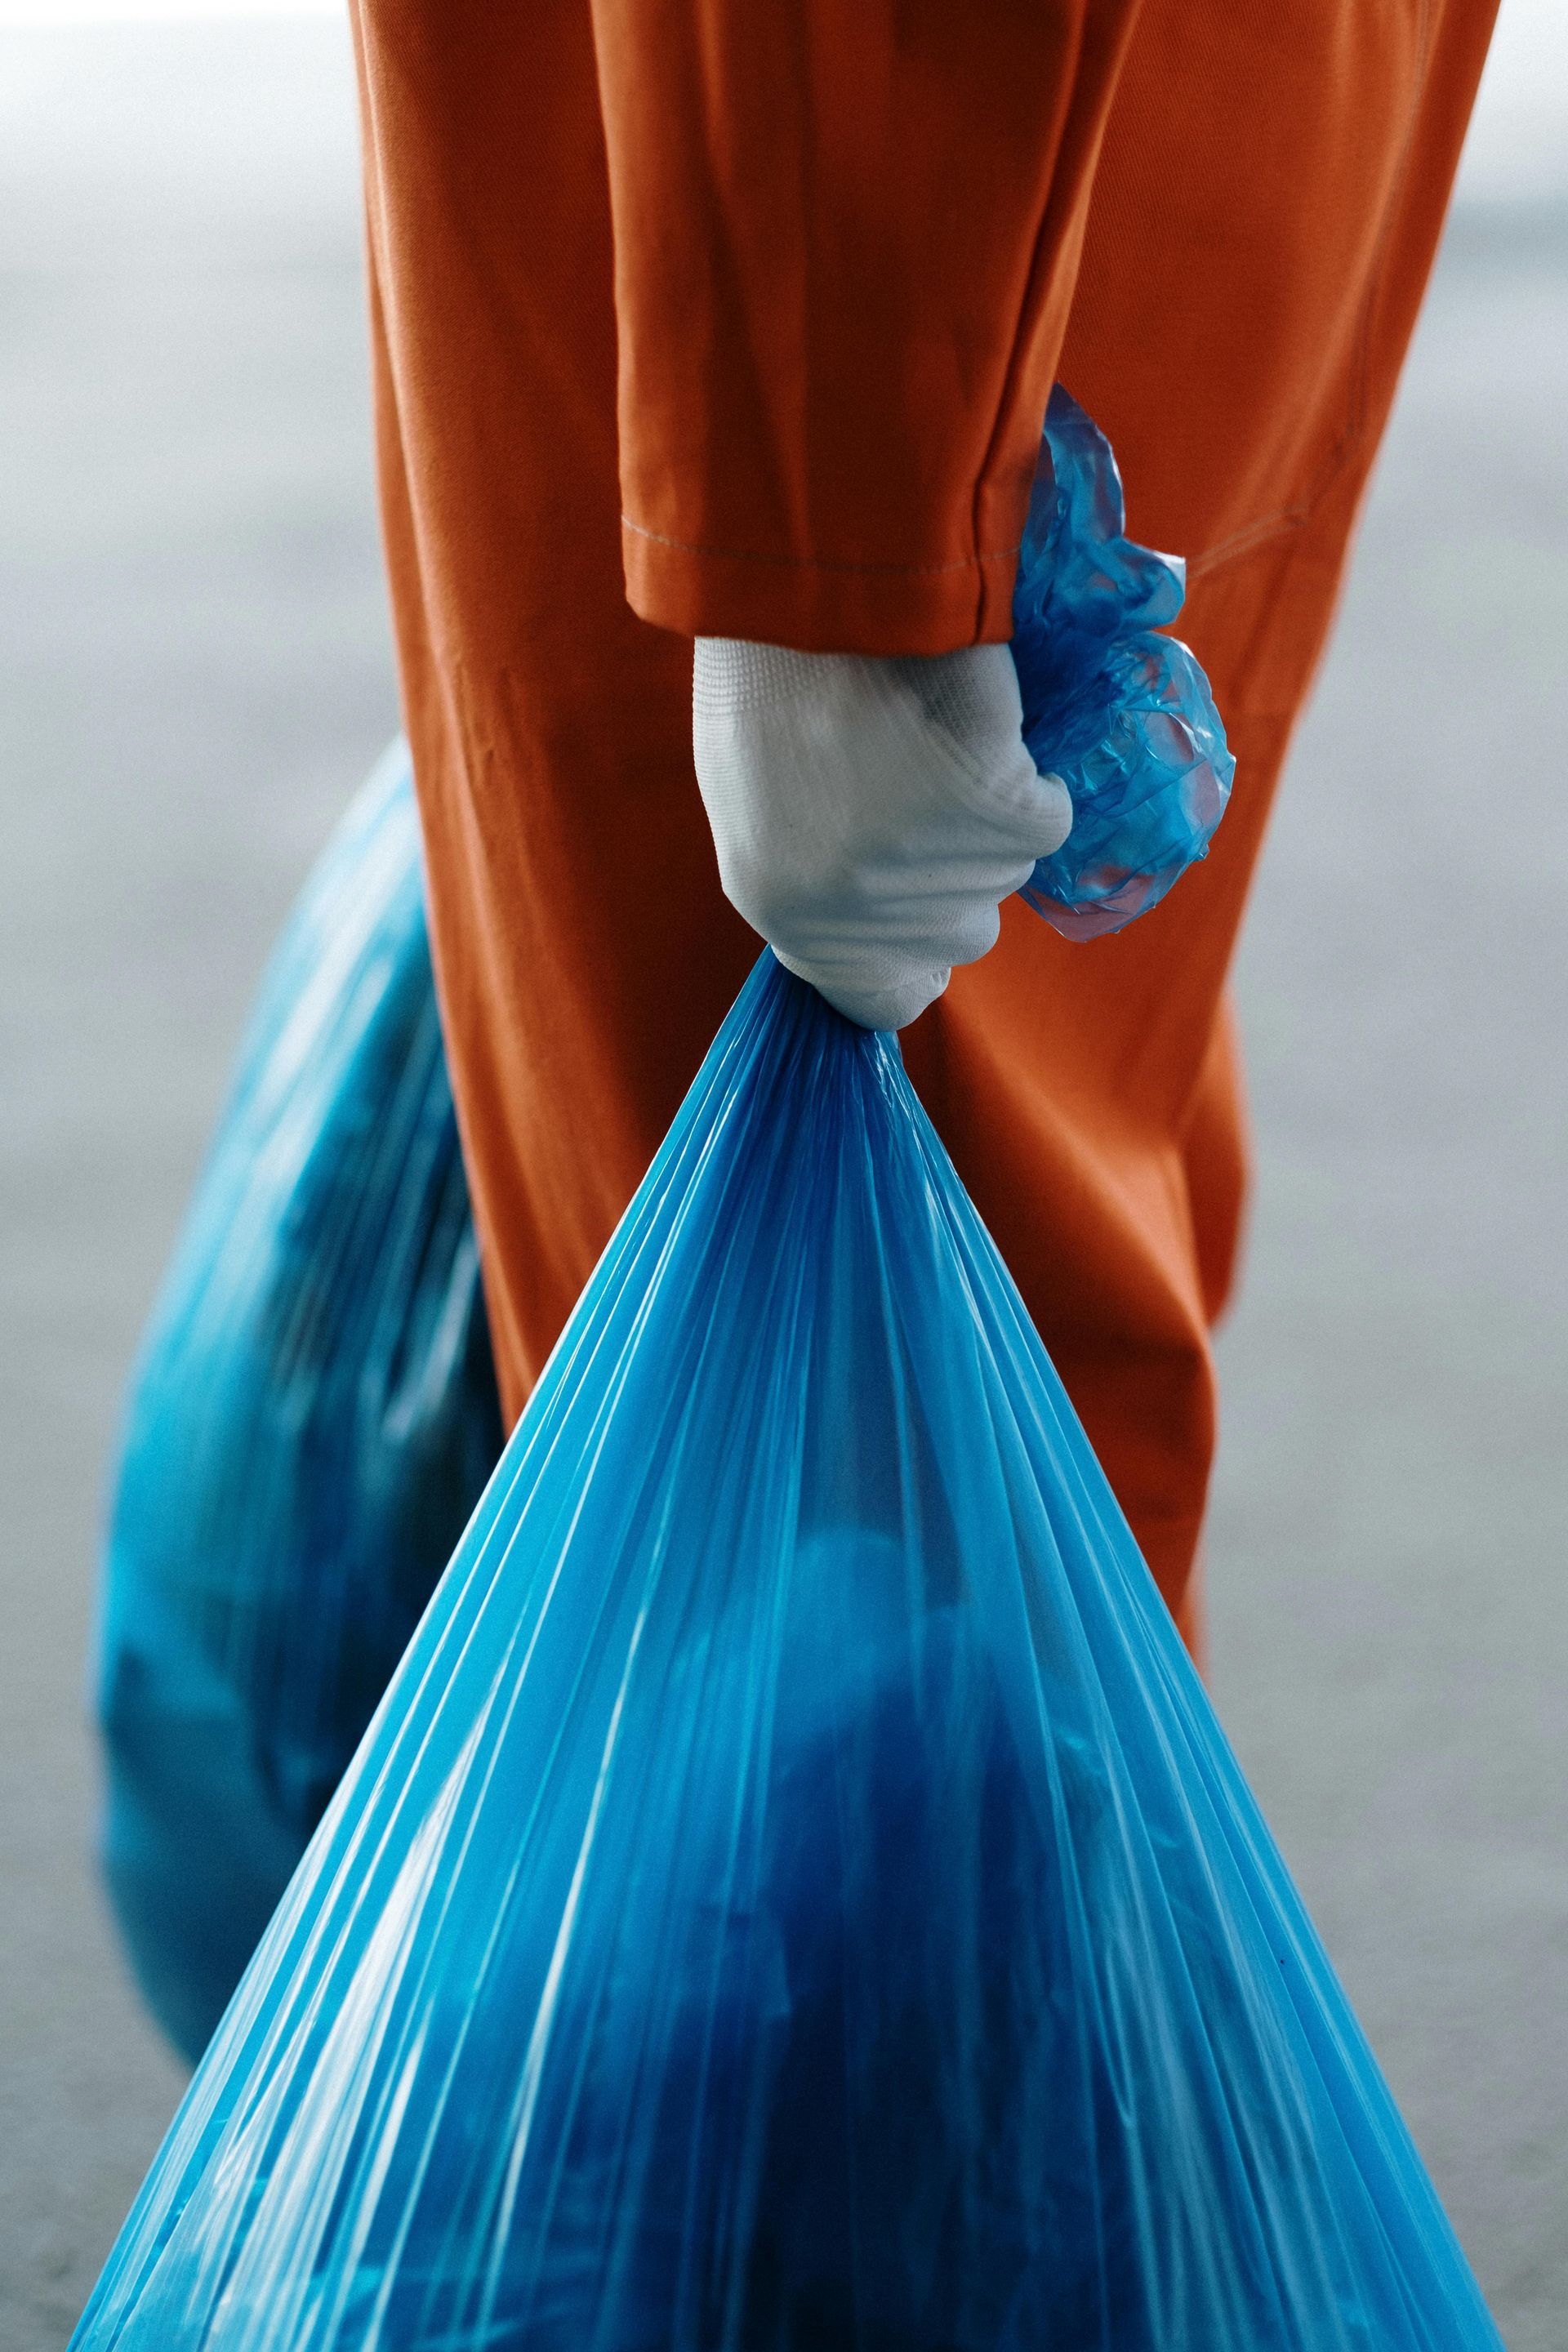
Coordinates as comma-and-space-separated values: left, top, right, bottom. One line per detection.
622, 515, 1021, 577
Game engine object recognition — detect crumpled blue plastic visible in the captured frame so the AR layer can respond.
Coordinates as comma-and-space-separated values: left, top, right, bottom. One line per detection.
95, 745, 503, 2063
1011, 384, 1235, 937
75, 953, 1501, 2351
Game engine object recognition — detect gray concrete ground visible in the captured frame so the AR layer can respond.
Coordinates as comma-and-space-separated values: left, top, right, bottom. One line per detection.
1211, 198, 1568, 2345
0, 16, 1564, 2350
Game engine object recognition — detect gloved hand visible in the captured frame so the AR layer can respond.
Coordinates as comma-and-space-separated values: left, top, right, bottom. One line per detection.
693, 639, 1071, 1031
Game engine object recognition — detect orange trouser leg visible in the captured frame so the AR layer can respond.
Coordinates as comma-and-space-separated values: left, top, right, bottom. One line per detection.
350, 0, 1494, 1650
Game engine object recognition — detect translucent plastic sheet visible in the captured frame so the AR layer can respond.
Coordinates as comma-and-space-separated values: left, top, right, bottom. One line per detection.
96, 746, 504, 2062
1012, 385, 1235, 937
76, 956, 1499, 2350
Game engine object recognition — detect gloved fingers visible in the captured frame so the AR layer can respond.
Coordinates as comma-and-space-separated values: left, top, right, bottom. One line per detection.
693, 635, 1076, 1033
773, 875, 1004, 1027
773, 947, 951, 1035
1004, 760, 1073, 859
698, 647, 1071, 880
730, 835, 1037, 1025
763, 859, 1016, 974
915, 731, 1074, 861
930, 898, 1004, 972
886, 642, 1073, 858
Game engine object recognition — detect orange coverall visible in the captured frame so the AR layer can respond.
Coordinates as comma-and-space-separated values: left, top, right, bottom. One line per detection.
350, 0, 1496, 1650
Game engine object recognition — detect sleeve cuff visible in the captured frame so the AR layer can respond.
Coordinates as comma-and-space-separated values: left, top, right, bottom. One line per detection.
620, 517, 1022, 657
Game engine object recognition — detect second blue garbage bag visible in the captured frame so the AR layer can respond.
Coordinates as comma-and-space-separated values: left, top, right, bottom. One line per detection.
75, 951, 1500, 2350
96, 746, 503, 2062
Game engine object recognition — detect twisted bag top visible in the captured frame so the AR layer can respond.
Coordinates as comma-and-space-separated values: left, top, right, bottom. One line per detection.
1012, 384, 1233, 937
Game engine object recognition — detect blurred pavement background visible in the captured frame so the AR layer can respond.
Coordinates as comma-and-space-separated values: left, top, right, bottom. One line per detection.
0, 6, 1564, 2346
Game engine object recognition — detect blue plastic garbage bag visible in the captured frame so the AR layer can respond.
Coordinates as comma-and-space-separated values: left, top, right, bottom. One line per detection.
74, 951, 1500, 2351
93, 384, 1221, 2072
96, 744, 504, 2063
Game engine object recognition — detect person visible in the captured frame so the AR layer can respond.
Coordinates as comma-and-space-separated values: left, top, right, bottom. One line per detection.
346, 0, 1497, 1655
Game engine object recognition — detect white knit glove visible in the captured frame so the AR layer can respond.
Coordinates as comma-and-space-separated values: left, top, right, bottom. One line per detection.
693, 639, 1071, 1031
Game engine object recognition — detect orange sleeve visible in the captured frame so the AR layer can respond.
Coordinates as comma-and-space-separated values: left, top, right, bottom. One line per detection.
587, 0, 1143, 657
